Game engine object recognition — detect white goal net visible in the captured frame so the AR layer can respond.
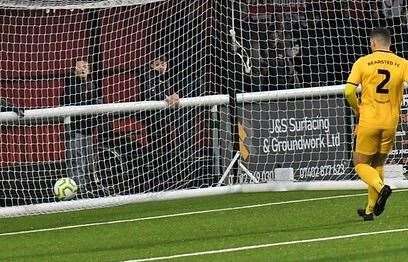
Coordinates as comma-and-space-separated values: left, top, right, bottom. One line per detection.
1, 0, 408, 217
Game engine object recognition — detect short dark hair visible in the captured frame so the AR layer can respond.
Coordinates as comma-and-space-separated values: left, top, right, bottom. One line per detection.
370, 28, 391, 45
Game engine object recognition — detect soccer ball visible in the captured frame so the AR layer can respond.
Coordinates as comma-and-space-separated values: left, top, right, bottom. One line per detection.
54, 178, 78, 200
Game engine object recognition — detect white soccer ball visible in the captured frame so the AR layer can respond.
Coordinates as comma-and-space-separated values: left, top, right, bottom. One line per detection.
54, 178, 78, 200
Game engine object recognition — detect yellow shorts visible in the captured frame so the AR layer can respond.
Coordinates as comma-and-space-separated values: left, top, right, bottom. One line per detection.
355, 125, 396, 155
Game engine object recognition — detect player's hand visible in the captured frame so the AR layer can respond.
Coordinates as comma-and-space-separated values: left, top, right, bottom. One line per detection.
165, 93, 180, 108
12, 107, 24, 118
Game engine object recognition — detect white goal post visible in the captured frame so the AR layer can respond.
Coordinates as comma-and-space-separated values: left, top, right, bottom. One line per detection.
1, 0, 408, 217
0, 84, 346, 121
1, 86, 408, 217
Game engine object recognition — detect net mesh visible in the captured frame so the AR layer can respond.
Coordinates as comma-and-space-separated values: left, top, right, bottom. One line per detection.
217, 0, 408, 182
0, 1, 214, 208
1, 0, 408, 212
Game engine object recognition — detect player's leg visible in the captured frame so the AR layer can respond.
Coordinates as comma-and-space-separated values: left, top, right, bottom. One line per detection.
371, 129, 395, 216
354, 151, 380, 219
362, 153, 387, 215
371, 153, 387, 182
353, 126, 384, 220
354, 126, 384, 193
367, 153, 386, 214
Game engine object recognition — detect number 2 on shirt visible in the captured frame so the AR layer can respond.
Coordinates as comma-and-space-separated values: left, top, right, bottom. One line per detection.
376, 69, 390, 94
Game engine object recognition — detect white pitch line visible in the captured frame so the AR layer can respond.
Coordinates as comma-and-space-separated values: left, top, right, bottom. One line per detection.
124, 227, 408, 262
1, 189, 408, 237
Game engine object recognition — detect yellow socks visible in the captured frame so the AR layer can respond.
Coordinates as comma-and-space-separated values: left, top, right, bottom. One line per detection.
355, 164, 384, 193
376, 166, 384, 182
366, 186, 377, 214
356, 164, 385, 215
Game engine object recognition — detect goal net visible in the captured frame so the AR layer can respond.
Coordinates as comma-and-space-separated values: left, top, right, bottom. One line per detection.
1, 0, 408, 217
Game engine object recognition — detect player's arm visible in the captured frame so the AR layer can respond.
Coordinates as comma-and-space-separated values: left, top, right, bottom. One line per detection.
344, 59, 362, 116
344, 84, 359, 114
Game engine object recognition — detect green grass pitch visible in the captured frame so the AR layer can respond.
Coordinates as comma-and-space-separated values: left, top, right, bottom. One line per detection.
1, 190, 408, 261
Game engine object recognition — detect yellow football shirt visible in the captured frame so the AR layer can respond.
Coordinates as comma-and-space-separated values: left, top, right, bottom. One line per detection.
346, 50, 408, 129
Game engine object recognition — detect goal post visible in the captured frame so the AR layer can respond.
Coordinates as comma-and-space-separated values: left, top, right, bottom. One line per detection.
1, 0, 408, 217
2, 85, 408, 217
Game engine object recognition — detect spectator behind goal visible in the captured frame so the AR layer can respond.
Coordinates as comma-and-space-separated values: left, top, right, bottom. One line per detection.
61, 60, 102, 197
141, 54, 182, 191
